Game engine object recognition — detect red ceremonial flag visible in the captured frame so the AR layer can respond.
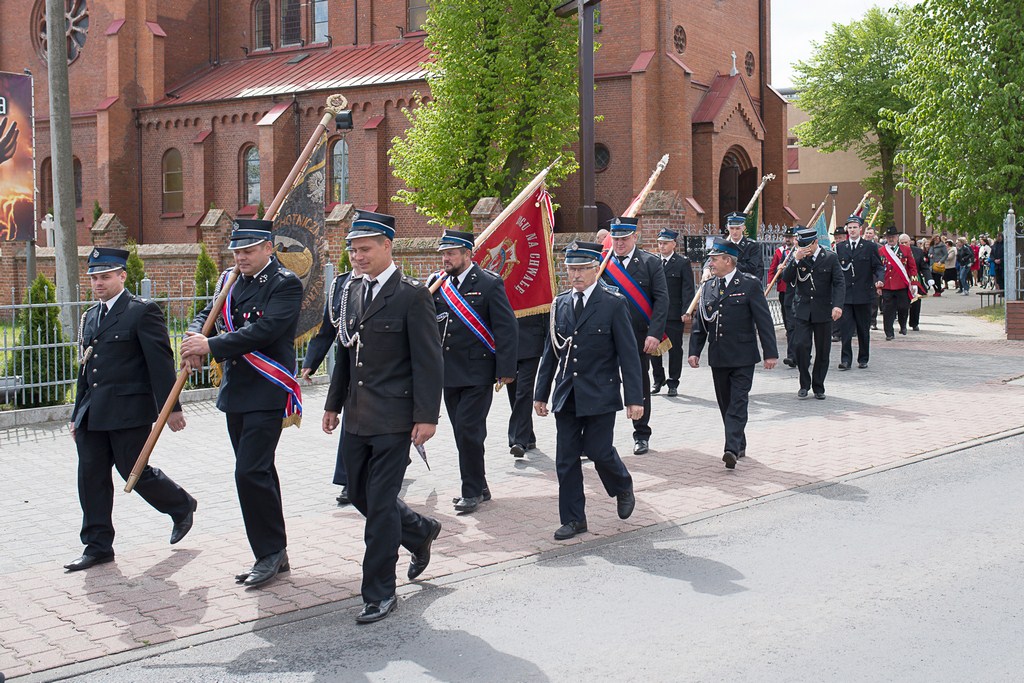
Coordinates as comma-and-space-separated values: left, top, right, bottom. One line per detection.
473, 186, 557, 317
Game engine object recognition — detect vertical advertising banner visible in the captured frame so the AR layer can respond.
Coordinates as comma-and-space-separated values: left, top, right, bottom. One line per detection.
0, 71, 35, 242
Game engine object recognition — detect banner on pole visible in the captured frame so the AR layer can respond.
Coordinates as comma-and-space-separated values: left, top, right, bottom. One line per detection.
0, 71, 34, 242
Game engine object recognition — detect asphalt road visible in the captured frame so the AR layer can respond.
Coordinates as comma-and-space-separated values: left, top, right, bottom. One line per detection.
50, 434, 1024, 683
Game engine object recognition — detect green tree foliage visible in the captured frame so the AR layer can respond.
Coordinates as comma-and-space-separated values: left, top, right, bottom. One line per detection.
8, 274, 76, 407
793, 7, 911, 227
191, 243, 220, 319
885, 0, 1024, 232
257, 201, 266, 219
390, 0, 580, 229
125, 240, 146, 294
337, 246, 351, 274
92, 200, 103, 224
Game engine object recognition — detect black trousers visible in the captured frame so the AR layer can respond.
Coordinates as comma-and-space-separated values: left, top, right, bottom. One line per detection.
881, 289, 910, 337
226, 410, 287, 559
444, 384, 493, 498
841, 302, 872, 365
75, 414, 193, 557
792, 318, 832, 394
909, 297, 922, 329
342, 431, 434, 603
711, 365, 755, 456
778, 289, 795, 362
554, 402, 632, 525
633, 349, 653, 441
332, 414, 348, 487
506, 356, 539, 448
651, 320, 684, 390
870, 290, 879, 327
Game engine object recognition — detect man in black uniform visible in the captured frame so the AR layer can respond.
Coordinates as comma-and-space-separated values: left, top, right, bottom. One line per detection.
723, 211, 764, 278
300, 256, 361, 505
650, 228, 695, 398
688, 239, 779, 469
863, 226, 881, 329
65, 248, 196, 571
783, 228, 845, 400
507, 312, 546, 458
427, 230, 518, 513
830, 224, 848, 342
601, 217, 668, 455
323, 211, 444, 624
182, 219, 302, 588
767, 226, 797, 367
534, 241, 643, 540
902, 233, 930, 331
836, 216, 885, 369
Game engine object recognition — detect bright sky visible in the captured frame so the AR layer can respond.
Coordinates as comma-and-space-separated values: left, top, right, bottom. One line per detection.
771, 0, 910, 89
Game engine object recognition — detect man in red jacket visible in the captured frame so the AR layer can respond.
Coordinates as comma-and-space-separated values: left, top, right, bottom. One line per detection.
768, 227, 796, 367
877, 226, 919, 340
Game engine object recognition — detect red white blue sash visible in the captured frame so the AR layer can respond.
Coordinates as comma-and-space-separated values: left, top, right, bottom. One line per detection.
437, 273, 497, 353
220, 272, 303, 421
603, 257, 653, 322
882, 245, 913, 289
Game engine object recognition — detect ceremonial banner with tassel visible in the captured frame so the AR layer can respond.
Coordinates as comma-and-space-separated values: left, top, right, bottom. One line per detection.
473, 185, 558, 317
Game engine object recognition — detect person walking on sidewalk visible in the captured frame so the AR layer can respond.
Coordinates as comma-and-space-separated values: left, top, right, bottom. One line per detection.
902, 234, 930, 331
944, 240, 959, 291
650, 228, 695, 398
688, 239, 779, 469
836, 216, 885, 370
878, 226, 919, 340
928, 235, 948, 296
783, 228, 845, 400
428, 229, 518, 514
66, 247, 197, 572
768, 227, 798, 368
534, 241, 642, 541
507, 312, 546, 459
864, 226, 881, 329
182, 220, 303, 589
956, 237, 974, 295
323, 211, 444, 624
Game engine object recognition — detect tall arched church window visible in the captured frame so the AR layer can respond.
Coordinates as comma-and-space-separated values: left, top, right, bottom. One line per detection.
242, 146, 261, 207
162, 149, 184, 214
281, 0, 301, 46
72, 157, 83, 208
329, 139, 349, 204
312, 0, 329, 43
253, 0, 271, 50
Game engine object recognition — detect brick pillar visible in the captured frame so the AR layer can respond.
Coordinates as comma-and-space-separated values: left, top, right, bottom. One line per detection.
257, 103, 298, 210
325, 203, 356, 264
90, 214, 130, 247
1007, 301, 1024, 341
198, 209, 234, 270
636, 190, 685, 242
471, 197, 503, 233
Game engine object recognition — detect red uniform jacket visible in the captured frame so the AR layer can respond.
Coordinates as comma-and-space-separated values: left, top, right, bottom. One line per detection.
878, 243, 918, 291
768, 247, 790, 293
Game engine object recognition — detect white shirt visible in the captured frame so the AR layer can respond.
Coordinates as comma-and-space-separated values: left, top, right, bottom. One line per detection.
365, 262, 398, 302
454, 263, 476, 289
615, 247, 637, 268
721, 270, 737, 289
849, 239, 859, 250
572, 281, 599, 309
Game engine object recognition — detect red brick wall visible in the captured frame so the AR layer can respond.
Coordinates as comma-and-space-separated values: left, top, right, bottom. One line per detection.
1007, 301, 1024, 341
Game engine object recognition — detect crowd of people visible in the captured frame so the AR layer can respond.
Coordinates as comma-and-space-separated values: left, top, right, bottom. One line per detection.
925, 233, 1005, 296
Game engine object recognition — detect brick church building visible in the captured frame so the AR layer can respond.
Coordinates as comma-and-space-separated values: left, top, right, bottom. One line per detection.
0, 0, 792, 247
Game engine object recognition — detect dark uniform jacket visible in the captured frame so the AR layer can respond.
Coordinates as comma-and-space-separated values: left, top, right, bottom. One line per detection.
324, 270, 443, 435
428, 264, 518, 387
72, 292, 180, 431
189, 257, 302, 413
601, 247, 669, 343
783, 249, 846, 322
515, 312, 548, 360
836, 239, 885, 305
733, 237, 764, 279
302, 271, 353, 373
688, 271, 779, 368
661, 252, 696, 320
534, 285, 643, 417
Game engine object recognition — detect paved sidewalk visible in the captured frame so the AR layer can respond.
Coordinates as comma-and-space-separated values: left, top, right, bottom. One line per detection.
1, 292, 1022, 679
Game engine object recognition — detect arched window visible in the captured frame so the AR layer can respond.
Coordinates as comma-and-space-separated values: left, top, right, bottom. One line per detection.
281, 0, 301, 46
253, 0, 271, 50
329, 138, 349, 205
312, 0, 329, 43
72, 157, 83, 209
242, 145, 261, 207
408, 0, 429, 32
39, 158, 53, 215
162, 149, 184, 214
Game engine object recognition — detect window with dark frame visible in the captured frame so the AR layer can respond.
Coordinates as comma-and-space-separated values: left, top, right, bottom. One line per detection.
312, 0, 329, 43
595, 143, 611, 172
329, 139, 349, 205
253, 0, 271, 50
72, 157, 83, 209
408, 0, 429, 32
242, 146, 261, 207
281, 0, 301, 46
162, 149, 184, 214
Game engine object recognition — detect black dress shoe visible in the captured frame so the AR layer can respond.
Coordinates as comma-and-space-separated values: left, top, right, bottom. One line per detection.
243, 550, 289, 588
912, 326, 920, 332
831, 336, 841, 343
858, 362, 868, 369
617, 488, 635, 520
170, 497, 197, 545
667, 387, 678, 397
885, 335, 895, 341
553, 520, 588, 540
64, 553, 114, 572
356, 595, 398, 624
452, 487, 491, 506
871, 325, 879, 330
737, 450, 746, 459
783, 358, 796, 367
453, 495, 483, 513
633, 440, 649, 455
510, 443, 526, 458
651, 381, 663, 394
797, 388, 809, 399
899, 328, 907, 335
722, 451, 738, 469
814, 393, 826, 400
526, 441, 537, 450
336, 486, 351, 506
408, 518, 442, 580
838, 362, 850, 370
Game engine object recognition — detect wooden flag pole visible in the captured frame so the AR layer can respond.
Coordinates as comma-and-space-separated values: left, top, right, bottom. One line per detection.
596, 154, 670, 280
125, 95, 349, 493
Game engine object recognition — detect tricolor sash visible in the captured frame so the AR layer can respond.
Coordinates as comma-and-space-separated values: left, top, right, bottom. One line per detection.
603, 257, 654, 322
437, 274, 497, 353
882, 245, 913, 290
220, 273, 303, 422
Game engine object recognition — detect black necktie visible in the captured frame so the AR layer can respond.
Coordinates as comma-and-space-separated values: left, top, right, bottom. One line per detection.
616, 254, 626, 265
718, 278, 726, 296
363, 279, 376, 311
574, 291, 584, 320
99, 303, 107, 322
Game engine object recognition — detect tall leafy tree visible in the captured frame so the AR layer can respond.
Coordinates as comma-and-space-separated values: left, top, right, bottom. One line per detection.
792, 7, 911, 227
390, 0, 579, 228
885, 0, 1024, 232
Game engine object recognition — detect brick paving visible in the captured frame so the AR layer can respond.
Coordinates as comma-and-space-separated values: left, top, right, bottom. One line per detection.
1, 292, 1022, 679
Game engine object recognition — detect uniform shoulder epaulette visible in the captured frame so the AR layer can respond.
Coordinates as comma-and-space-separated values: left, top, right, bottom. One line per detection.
598, 280, 620, 295
276, 265, 299, 280
401, 274, 422, 287
738, 271, 759, 282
